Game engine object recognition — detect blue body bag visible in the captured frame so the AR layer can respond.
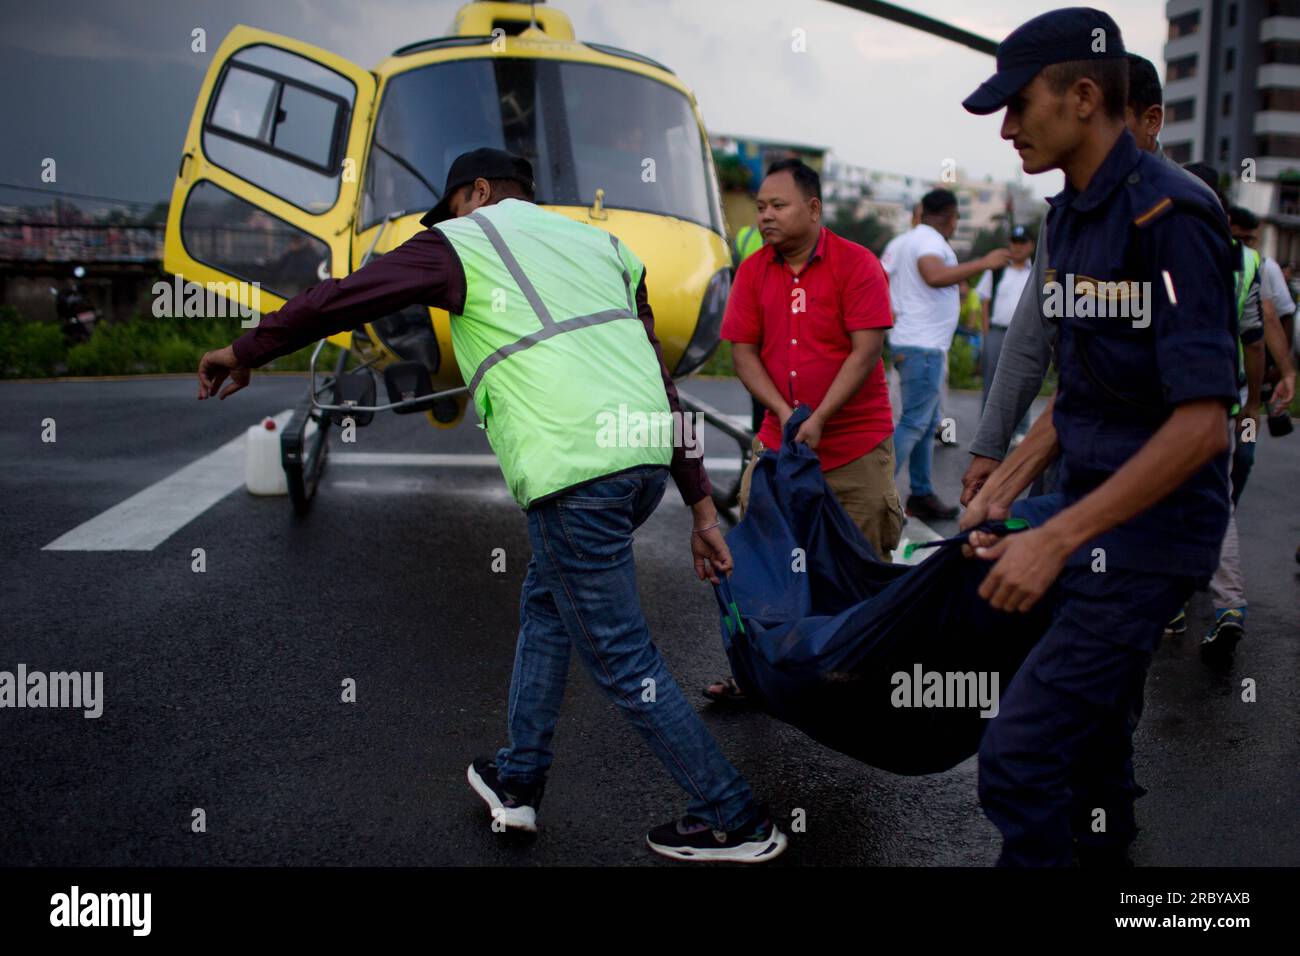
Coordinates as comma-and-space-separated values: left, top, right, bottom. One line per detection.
714, 407, 1063, 775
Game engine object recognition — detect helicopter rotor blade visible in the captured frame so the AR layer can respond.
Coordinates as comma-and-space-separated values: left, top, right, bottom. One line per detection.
822, 0, 998, 56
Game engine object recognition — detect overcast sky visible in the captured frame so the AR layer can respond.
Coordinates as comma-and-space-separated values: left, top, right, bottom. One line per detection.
0, 0, 1166, 208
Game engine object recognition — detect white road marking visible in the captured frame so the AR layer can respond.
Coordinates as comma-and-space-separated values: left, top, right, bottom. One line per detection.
42, 410, 295, 552
333, 452, 499, 467
891, 515, 944, 566
331, 452, 744, 471
41, 432, 747, 553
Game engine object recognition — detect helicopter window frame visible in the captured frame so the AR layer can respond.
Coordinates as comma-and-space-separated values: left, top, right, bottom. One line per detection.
177, 178, 333, 303
357, 56, 724, 237
202, 44, 354, 214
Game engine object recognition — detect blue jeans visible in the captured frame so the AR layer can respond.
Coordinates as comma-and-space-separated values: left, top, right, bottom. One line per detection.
892, 345, 946, 497
495, 464, 756, 831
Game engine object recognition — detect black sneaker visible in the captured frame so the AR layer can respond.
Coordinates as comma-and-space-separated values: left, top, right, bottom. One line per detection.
1199, 609, 1244, 670
646, 806, 788, 863
906, 493, 959, 521
467, 758, 544, 833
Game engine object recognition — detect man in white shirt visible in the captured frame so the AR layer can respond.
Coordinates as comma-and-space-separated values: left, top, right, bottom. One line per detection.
889, 188, 1010, 520
1260, 254, 1296, 344
880, 203, 920, 278
975, 224, 1035, 412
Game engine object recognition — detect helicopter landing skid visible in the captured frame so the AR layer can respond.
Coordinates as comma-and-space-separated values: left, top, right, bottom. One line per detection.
281, 347, 345, 516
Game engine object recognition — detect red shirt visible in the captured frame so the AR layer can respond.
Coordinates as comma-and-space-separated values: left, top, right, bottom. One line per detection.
720, 226, 894, 471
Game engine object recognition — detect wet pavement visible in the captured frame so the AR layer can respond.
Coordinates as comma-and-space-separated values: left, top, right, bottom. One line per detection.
0, 373, 1296, 866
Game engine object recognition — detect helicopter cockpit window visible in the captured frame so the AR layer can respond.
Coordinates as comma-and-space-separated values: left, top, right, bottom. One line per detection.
361, 59, 720, 234
203, 44, 355, 214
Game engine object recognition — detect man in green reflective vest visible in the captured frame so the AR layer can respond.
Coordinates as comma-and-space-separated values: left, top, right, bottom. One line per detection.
732, 220, 766, 434
197, 148, 787, 863
733, 222, 763, 268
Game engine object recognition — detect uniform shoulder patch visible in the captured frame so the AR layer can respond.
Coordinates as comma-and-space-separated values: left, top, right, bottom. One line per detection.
1132, 196, 1174, 229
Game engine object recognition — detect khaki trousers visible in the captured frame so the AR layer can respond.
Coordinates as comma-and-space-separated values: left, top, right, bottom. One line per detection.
737, 435, 905, 562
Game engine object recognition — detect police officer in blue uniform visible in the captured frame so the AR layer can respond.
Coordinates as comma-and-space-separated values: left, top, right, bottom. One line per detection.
957, 8, 1238, 866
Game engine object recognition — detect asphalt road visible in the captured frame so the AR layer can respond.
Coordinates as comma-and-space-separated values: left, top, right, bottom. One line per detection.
1, 372, 1296, 866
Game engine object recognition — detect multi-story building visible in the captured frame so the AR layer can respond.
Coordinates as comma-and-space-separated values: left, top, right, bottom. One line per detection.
823, 158, 1039, 257
709, 133, 828, 241
1163, 0, 1300, 261
822, 160, 926, 238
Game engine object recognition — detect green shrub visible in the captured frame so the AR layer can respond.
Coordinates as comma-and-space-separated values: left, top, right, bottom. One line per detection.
0, 307, 341, 378
0, 319, 64, 377
948, 334, 980, 390
695, 339, 734, 377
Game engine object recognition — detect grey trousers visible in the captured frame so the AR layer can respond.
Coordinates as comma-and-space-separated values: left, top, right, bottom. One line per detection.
981, 326, 1009, 408
1209, 422, 1245, 610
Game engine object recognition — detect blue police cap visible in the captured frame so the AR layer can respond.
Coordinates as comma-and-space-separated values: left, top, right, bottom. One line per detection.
962, 7, 1126, 115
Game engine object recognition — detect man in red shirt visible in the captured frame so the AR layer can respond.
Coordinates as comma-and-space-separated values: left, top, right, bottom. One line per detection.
704, 158, 902, 703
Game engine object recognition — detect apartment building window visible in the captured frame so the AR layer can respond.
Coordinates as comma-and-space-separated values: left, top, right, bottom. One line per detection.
1279, 183, 1300, 218
1220, 137, 1231, 161
1261, 87, 1300, 110
1169, 11, 1200, 38
1168, 55, 1197, 80
1228, 3, 1238, 27
1166, 98, 1196, 122
1225, 48, 1235, 72
1164, 142, 1193, 163
1223, 93, 1233, 117
1263, 40, 1300, 64
1258, 134, 1300, 158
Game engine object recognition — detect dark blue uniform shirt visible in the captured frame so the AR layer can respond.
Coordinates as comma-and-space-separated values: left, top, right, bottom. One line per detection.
1043, 130, 1236, 578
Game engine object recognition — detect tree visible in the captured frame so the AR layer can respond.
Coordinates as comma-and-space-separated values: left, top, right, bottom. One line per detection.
829, 206, 893, 256
142, 202, 170, 225
970, 214, 1044, 258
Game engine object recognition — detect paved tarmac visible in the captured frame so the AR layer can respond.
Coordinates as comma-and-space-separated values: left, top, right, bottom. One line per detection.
0, 373, 1295, 865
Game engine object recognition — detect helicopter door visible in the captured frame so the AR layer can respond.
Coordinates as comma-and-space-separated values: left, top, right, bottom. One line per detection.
163, 26, 376, 334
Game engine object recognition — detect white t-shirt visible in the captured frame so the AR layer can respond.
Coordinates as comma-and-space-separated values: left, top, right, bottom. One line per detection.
1260, 256, 1296, 318
879, 232, 905, 276
975, 260, 1033, 329
887, 223, 959, 351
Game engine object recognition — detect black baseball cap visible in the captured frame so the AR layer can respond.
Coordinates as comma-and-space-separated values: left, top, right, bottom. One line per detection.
1010, 224, 1033, 242
419, 148, 536, 226
962, 7, 1126, 116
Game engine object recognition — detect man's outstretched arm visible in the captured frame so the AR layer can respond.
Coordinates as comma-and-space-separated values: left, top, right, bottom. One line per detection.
199, 230, 465, 398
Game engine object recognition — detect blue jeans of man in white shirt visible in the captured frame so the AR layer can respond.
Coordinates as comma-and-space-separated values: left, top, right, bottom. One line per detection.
892, 345, 946, 497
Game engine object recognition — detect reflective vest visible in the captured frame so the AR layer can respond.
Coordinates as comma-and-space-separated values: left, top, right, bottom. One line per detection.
734, 224, 763, 265
1235, 243, 1259, 320
434, 199, 672, 509
1230, 242, 1259, 411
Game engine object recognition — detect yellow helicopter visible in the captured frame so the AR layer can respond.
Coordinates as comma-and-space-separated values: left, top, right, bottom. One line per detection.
165, 0, 740, 513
